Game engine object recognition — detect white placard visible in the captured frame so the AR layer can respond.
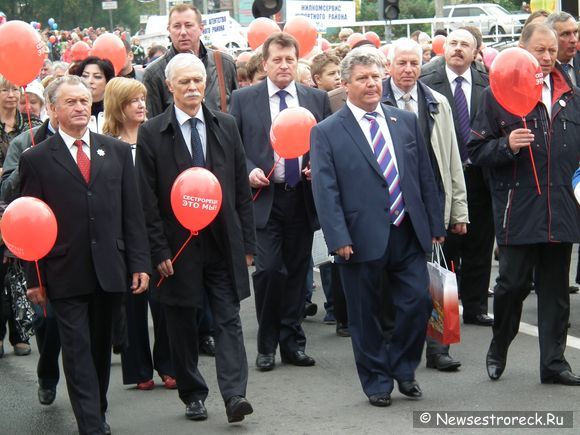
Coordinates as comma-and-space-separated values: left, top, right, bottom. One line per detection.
102, 1, 118, 10
312, 230, 332, 266
286, 1, 356, 32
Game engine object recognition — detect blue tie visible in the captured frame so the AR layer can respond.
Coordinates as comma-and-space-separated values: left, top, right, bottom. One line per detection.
561, 63, 572, 78
277, 90, 300, 187
453, 76, 470, 163
364, 112, 405, 226
189, 118, 205, 167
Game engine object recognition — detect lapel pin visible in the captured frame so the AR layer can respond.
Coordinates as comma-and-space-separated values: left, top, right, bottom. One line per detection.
97, 149, 105, 157
390, 116, 397, 123
559, 100, 566, 107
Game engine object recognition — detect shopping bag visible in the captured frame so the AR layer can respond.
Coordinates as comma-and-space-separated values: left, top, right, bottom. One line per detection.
426, 245, 460, 345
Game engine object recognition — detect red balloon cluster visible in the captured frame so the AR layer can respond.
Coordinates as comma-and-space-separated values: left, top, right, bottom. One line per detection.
91, 33, 126, 75
489, 47, 542, 117
0, 20, 47, 86
270, 108, 318, 159
0, 197, 58, 261
170, 168, 223, 233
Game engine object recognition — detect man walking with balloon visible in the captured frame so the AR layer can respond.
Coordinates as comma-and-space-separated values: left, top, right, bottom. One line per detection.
468, 23, 580, 386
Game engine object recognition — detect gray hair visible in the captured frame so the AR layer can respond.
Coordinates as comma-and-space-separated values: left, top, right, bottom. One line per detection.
388, 38, 423, 64
545, 11, 576, 29
47, 75, 92, 105
52, 61, 69, 73
340, 47, 384, 82
165, 53, 206, 82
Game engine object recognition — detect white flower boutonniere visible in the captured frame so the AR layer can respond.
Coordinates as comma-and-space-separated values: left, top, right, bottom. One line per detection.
97, 149, 105, 157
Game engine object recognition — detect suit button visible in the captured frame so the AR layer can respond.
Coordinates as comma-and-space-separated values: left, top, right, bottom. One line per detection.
90, 217, 95, 221
91, 240, 96, 245
87, 191, 92, 196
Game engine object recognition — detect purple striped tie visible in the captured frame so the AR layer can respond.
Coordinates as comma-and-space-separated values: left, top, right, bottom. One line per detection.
364, 112, 405, 226
453, 76, 470, 163
278, 90, 300, 187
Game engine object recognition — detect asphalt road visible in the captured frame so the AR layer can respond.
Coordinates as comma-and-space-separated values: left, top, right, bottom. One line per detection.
1, 248, 580, 434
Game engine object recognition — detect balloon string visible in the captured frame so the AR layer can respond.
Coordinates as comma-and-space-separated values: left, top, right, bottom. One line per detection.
252, 156, 282, 202
156, 231, 197, 288
35, 260, 46, 317
522, 117, 541, 196
24, 86, 36, 147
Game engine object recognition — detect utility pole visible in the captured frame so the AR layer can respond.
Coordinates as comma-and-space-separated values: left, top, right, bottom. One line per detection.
434, 0, 444, 30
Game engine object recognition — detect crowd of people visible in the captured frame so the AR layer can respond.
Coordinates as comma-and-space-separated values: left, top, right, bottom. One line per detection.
0, 4, 580, 434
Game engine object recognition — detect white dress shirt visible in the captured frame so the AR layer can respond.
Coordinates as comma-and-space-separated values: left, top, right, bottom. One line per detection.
542, 74, 552, 119
61, 128, 91, 162
446, 66, 473, 116
346, 100, 400, 174
174, 105, 207, 159
266, 78, 302, 183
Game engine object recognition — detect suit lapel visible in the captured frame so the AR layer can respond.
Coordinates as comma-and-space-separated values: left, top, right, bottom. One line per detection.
381, 104, 405, 182
339, 106, 384, 180
256, 81, 273, 138
168, 108, 194, 173
203, 106, 225, 171
88, 132, 105, 185
50, 134, 87, 186
470, 68, 487, 122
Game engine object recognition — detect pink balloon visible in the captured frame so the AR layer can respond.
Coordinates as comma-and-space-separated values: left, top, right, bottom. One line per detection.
482, 47, 499, 71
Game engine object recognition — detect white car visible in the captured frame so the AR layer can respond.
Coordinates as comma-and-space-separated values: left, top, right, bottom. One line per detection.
441, 3, 529, 42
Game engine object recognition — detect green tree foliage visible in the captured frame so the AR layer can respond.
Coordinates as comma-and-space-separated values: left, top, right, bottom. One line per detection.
0, 0, 158, 33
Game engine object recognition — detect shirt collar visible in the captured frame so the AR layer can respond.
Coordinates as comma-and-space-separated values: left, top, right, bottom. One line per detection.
267, 77, 298, 100
174, 104, 205, 127
391, 81, 418, 102
445, 65, 472, 86
60, 128, 91, 149
346, 100, 384, 123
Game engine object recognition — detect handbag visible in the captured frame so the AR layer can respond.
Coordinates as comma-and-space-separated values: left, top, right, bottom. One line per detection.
426, 244, 461, 345
5, 260, 37, 340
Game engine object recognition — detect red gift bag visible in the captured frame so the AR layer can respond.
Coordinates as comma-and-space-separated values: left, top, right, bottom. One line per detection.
427, 245, 461, 345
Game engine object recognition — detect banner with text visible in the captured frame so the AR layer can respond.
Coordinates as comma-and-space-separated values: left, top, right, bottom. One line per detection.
286, 1, 356, 31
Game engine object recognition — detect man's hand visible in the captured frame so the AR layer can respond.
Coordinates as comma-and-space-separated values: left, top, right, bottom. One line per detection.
249, 168, 270, 189
302, 162, 312, 181
27, 286, 46, 306
508, 128, 534, 153
336, 245, 354, 261
432, 236, 446, 244
246, 254, 254, 267
450, 223, 467, 235
131, 272, 150, 294
157, 259, 174, 278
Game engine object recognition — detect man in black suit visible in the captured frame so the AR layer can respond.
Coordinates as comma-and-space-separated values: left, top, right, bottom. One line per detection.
229, 33, 331, 371
21, 75, 151, 435
420, 29, 494, 327
137, 53, 256, 423
546, 11, 580, 86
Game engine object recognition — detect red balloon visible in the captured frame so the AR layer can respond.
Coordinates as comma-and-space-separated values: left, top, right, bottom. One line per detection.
346, 32, 365, 48
432, 35, 446, 56
482, 47, 499, 71
490, 47, 543, 117
270, 108, 317, 159
90, 33, 126, 75
0, 197, 57, 261
71, 41, 91, 62
283, 16, 317, 58
0, 20, 47, 86
170, 168, 223, 233
320, 38, 331, 52
247, 17, 280, 51
365, 31, 381, 48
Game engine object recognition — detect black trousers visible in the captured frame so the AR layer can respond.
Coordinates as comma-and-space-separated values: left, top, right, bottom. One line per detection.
253, 184, 313, 355
443, 166, 494, 318
52, 290, 120, 435
35, 301, 61, 389
493, 243, 572, 380
164, 232, 248, 405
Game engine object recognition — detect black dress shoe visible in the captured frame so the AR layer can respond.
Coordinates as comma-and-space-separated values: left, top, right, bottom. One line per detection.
256, 353, 275, 371
336, 323, 351, 337
200, 335, 216, 357
397, 380, 422, 398
464, 313, 494, 326
486, 345, 506, 381
38, 387, 56, 405
281, 350, 315, 366
426, 354, 461, 372
304, 302, 318, 317
225, 396, 254, 423
542, 370, 580, 386
103, 421, 112, 435
569, 286, 579, 294
185, 400, 208, 421
369, 393, 391, 407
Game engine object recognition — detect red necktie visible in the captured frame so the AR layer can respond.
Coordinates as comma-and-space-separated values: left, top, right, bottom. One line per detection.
74, 139, 91, 183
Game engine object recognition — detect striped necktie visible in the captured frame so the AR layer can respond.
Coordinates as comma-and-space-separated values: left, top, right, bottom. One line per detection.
453, 76, 470, 163
364, 112, 405, 226
277, 90, 300, 187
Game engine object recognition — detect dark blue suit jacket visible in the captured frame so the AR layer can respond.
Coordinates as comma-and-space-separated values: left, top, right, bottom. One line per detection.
310, 103, 445, 263
230, 80, 331, 229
